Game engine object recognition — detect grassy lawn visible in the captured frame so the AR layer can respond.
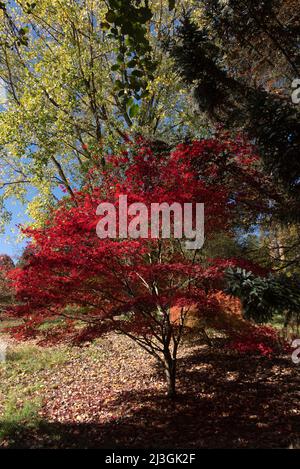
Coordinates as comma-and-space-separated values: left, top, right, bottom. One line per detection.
0, 343, 69, 445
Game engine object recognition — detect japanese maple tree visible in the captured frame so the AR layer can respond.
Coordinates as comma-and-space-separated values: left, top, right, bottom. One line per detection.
0, 254, 14, 310
8, 136, 277, 396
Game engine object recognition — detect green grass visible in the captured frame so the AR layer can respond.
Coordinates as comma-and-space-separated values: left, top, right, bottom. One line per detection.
0, 319, 23, 331
5, 344, 68, 372
0, 343, 70, 446
269, 313, 285, 330
0, 394, 42, 441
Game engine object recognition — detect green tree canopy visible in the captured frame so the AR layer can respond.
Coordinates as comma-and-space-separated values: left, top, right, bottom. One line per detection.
0, 0, 196, 228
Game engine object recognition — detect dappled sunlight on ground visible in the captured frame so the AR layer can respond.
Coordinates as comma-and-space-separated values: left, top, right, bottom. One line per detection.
0, 333, 299, 448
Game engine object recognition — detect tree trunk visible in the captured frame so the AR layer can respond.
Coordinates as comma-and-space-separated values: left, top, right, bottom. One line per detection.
164, 354, 177, 398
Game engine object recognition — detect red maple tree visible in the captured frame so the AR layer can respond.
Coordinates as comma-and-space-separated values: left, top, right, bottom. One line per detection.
8, 136, 278, 396
0, 254, 14, 310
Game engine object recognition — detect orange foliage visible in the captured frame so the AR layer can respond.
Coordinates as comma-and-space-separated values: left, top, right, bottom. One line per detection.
170, 292, 251, 334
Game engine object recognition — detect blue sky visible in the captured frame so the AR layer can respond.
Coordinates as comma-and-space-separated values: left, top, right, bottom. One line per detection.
0, 71, 65, 261
0, 198, 30, 261
0, 79, 27, 259
0, 185, 66, 261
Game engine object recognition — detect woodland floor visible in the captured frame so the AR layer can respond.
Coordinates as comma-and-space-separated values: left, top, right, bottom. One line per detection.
0, 332, 299, 449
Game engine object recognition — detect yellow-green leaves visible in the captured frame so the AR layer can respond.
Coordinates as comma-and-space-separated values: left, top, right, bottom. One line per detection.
0, 0, 196, 230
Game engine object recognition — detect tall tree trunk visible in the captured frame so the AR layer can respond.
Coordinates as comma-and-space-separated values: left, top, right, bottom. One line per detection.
164, 352, 177, 398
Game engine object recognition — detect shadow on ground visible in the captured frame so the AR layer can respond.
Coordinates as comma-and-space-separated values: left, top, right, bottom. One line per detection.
1, 344, 299, 449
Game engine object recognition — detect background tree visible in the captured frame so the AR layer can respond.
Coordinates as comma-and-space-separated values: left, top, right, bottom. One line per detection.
0, 0, 195, 230
168, 0, 300, 272
226, 266, 300, 338
0, 253, 14, 310
169, 0, 300, 213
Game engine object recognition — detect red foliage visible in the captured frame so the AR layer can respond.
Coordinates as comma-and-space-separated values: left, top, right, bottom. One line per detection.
8, 136, 275, 353
0, 254, 14, 270
227, 325, 281, 356
0, 254, 14, 304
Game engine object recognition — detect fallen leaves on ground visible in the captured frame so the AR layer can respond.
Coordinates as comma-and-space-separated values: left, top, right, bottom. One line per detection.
0, 333, 299, 448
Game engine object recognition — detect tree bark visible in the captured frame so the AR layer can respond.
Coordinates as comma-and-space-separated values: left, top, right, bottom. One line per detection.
164, 353, 177, 398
